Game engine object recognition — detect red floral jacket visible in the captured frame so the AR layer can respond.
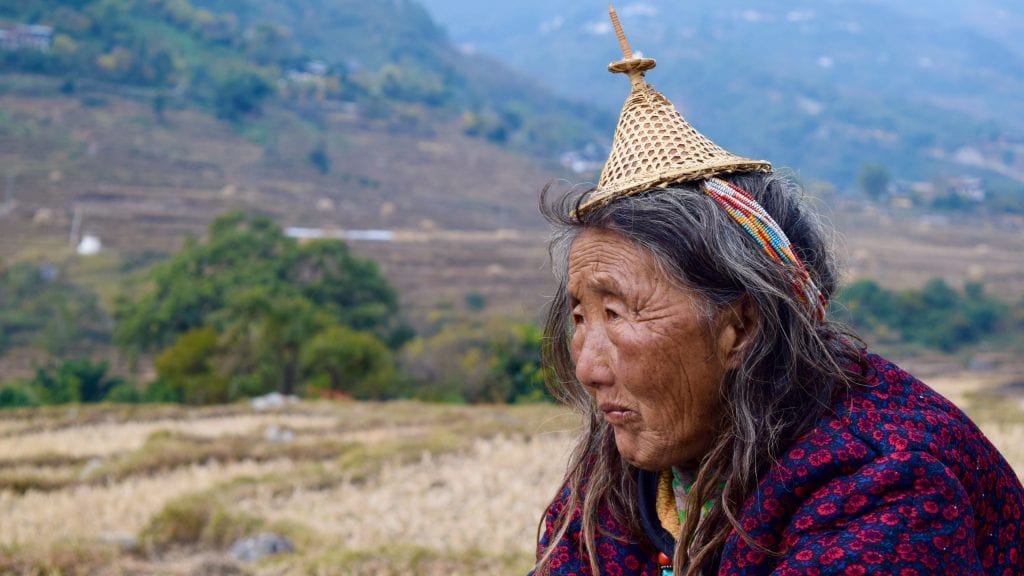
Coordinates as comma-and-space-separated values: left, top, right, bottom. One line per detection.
532, 354, 1024, 575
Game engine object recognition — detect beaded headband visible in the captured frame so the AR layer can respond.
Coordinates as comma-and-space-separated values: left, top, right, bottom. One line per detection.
578, 5, 827, 320
704, 178, 827, 321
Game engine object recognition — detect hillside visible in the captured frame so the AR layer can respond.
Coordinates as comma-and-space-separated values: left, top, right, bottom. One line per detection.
418, 0, 1024, 191
0, 0, 610, 248
2, 0, 1024, 359
0, 0, 617, 326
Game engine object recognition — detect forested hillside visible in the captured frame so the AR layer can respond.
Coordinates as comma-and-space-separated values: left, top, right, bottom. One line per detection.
2, 0, 608, 155
419, 0, 1024, 196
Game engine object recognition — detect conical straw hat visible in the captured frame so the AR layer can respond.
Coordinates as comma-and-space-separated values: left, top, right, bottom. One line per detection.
579, 4, 772, 213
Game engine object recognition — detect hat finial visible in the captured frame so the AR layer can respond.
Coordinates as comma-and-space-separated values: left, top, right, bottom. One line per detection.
608, 3, 632, 59
606, 3, 656, 84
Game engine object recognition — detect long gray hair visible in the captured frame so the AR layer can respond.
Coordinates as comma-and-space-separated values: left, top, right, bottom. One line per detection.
534, 171, 864, 575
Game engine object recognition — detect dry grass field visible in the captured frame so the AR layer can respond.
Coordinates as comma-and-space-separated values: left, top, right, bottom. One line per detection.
1, 374, 1021, 576
0, 401, 577, 575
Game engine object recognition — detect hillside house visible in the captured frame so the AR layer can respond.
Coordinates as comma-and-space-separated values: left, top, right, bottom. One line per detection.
0, 24, 53, 51
948, 176, 985, 202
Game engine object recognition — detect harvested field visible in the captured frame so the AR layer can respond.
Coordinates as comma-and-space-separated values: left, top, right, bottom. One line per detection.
0, 376, 1020, 575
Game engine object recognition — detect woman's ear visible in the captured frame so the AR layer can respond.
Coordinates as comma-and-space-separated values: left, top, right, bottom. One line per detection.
716, 296, 758, 369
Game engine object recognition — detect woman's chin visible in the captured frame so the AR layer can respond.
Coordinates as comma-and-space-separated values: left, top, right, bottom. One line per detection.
613, 434, 661, 471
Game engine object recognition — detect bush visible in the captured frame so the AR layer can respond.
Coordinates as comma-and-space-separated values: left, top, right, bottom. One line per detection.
301, 325, 396, 399
31, 358, 124, 404
154, 327, 230, 404
0, 382, 40, 408
836, 278, 1013, 352
140, 492, 262, 553
400, 317, 547, 403
104, 381, 142, 403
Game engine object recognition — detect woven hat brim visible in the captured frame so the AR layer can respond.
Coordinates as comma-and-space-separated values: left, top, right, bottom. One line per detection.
578, 158, 772, 213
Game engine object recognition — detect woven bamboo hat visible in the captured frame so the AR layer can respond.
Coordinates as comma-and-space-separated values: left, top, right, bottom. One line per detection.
578, 4, 773, 213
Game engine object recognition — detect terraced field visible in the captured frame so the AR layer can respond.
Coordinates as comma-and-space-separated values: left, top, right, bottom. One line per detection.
1, 376, 1021, 576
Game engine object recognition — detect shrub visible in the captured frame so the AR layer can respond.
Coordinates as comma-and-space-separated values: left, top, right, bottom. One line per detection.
31, 358, 124, 404
0, 382, 39, 408
140, 492, 263, 553
836, 278, 1013, 352
400, 317, 547, 403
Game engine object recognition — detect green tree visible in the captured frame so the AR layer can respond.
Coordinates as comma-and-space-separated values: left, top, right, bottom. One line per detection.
288, 240, 398, 334
116, 212, 399, 354
308, 141, 330, 174
213, 69, 273, 121
153, 326, 224, 404
301, 325, 396, 399
834, 279, 896, 334
836, 278, 1012, 352
115, 213, 290, 353
213, 288, 324, 396
490, 322, 547, 403
858, 163, 891, 201
117, 212, 402, 403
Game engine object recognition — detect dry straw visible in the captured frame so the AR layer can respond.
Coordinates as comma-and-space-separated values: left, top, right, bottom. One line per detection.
579, 4, 772, 213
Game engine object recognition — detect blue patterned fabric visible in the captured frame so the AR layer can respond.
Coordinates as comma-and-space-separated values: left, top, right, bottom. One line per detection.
531, 353, 1024, 575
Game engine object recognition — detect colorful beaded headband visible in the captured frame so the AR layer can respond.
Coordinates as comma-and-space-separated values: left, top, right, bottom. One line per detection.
704, 178, 827, 321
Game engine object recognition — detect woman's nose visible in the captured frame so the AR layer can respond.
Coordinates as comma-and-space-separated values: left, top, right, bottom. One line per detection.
574, 327, 613, 389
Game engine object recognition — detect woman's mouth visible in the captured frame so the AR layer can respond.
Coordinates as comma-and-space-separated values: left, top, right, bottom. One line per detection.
600, 403, 637, 425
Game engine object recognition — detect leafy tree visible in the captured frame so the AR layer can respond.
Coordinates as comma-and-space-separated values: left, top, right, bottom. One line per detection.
213, 69, 273, 121
117, 212, 402, 402
212, 288, 324, 396
153, 326, 224, 404
464, 292, 488, 312
858, 163, 890, 201
308, 141, 330, 174
377, 63, 446, 106
834, 279, 895, 334
288, 240, 398, 333
490, 322, 548, 403
117, 212, 398, 353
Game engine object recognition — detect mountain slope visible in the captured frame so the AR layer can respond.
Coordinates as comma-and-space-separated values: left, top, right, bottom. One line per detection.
0, 0, 609, 325
418, 0, 1024, 189
0, 0, 620, 249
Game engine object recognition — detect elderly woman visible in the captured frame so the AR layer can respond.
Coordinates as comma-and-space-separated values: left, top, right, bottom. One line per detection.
530, 8, 1024, 576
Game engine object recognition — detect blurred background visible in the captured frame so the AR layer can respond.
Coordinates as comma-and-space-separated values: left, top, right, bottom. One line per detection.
0, 0, 1022, 574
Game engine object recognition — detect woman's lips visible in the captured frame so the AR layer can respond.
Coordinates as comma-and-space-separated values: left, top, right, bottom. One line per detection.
600, 403, 636, 425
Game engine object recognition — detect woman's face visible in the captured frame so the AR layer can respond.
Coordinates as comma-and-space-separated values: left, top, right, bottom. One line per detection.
568, 228, 739, 470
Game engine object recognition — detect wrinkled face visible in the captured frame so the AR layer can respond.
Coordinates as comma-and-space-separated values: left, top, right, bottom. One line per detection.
568, 228, 733, 470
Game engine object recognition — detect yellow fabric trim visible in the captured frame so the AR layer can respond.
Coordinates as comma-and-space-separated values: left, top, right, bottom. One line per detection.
655, 469, 681, 540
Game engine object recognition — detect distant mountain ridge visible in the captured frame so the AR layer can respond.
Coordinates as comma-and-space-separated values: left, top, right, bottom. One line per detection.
418, 0, 1024, 191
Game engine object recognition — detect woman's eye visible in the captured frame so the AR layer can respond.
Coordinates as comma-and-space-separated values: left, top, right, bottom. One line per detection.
571, 306, 584, 325
605, 308, 620, 321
